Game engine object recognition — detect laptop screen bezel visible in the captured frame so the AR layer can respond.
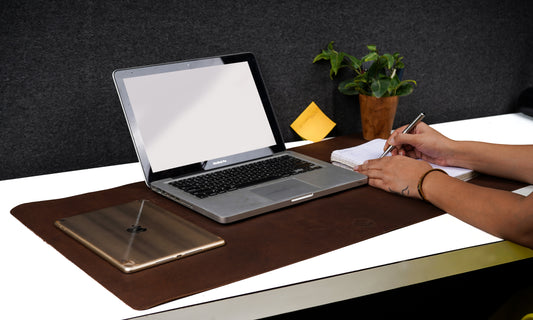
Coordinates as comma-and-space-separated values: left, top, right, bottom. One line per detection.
112, 53, 286, 184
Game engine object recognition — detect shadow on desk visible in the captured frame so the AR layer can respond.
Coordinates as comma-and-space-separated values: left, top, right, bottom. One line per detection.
267, 257, 533, 320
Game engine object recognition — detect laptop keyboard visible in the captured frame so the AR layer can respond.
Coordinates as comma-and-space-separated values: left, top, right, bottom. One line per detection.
169, 155, 321, 199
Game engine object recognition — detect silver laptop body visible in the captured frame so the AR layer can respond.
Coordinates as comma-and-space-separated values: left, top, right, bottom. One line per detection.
113, 53, 367, 223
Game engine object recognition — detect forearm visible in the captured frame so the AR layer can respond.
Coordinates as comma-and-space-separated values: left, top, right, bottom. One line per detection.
422, 172, 533, 248
448, 141, 533, 184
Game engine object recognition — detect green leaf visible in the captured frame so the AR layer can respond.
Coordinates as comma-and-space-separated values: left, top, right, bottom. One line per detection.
312, 51, 329, 63
329, 52, 345, 78
362, 52, 378, 62
312, 42, 337, 63
343, 78, 371, 95
383, 53, 394, 69
366, 59, 384, 79
395, 84, 413, 96
395, 80, 417, 96
344, 54, 361, 70
371, 78, 390, 98
367, 45, 377, 52
312, 42, 352, 79
390, 76, 400, 91
338, 79, 358, 95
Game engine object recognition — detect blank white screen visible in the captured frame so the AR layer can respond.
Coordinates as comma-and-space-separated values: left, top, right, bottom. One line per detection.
123, 62, 277, 173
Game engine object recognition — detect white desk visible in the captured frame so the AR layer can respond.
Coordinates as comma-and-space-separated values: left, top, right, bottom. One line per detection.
2, 113, 533, 319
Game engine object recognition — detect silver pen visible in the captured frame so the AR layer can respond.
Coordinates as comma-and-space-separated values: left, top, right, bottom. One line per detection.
379, 112, 425, 158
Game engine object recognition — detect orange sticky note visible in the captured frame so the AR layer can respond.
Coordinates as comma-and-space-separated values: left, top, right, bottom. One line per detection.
290, 102, 336, 142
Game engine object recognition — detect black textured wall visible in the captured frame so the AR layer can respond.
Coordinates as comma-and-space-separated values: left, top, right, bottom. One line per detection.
1, 0, 532, 180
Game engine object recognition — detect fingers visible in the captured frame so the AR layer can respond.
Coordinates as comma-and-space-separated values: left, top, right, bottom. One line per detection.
393, 131, 422, 149
356, 159, 380, 172
384, 122, 429, 157
355, 159, 386, 183
366, 176, 387, 189
354, 160, 374, 175
355, 161, 385, 189
385, 122, 424, 148
355, 155, 431, 199
384, 125, 407, 151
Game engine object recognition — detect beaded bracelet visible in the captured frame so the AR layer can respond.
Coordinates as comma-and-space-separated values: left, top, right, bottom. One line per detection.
417, 168, 448, 201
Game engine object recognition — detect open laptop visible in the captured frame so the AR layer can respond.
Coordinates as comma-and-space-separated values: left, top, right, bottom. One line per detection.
112, 53, 367, 224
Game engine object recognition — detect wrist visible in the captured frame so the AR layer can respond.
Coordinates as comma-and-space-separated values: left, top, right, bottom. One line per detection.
442, 139, 466, 168
417, 168, 448, 201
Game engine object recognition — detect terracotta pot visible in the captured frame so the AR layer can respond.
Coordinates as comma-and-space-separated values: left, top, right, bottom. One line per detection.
359, 95, 399, 140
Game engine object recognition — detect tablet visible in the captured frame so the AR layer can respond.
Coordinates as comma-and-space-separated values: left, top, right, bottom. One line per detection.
55, 200, 225, 273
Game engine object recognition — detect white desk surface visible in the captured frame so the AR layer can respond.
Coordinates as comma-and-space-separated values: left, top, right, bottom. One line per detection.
2, 113, 533, 319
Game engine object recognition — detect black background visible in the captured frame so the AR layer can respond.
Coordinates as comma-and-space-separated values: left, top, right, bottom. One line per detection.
1, 0, 532, 179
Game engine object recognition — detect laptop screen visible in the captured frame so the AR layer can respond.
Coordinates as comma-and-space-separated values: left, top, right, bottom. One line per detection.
123, 61, 276, 173
114, 53, 285, 182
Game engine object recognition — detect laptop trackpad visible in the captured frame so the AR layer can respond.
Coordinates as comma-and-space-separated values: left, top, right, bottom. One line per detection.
250, 179, 318, 201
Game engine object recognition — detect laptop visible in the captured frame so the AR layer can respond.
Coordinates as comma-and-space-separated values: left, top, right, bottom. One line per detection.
55, 200, 225, 273
112, 53, 367, 224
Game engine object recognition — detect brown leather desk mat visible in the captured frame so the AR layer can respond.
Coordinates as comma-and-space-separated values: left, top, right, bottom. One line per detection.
10, 134, 526, 310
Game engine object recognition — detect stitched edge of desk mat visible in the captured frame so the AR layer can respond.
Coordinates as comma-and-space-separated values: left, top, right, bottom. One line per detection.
10, 135, 526, 310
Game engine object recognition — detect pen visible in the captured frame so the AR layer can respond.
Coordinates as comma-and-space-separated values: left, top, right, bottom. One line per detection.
378, 112, 425, 158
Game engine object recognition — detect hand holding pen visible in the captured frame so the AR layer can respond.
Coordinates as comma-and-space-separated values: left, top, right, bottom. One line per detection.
376, 114, 455, 167
379, 113, 425, 158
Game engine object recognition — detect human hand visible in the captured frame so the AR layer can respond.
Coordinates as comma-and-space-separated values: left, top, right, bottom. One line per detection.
385, 122, 455, 167
355, 156, 432, 199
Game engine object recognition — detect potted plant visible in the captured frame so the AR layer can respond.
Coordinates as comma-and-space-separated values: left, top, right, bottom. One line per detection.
313, 42, 417, 140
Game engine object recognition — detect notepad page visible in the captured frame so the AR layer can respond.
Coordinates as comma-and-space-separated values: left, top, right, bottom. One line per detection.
330, 139, 388, 168
330, 139, 474, 180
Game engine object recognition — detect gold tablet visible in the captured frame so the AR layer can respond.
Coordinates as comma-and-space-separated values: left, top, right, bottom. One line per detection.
55, 200, 225, 273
